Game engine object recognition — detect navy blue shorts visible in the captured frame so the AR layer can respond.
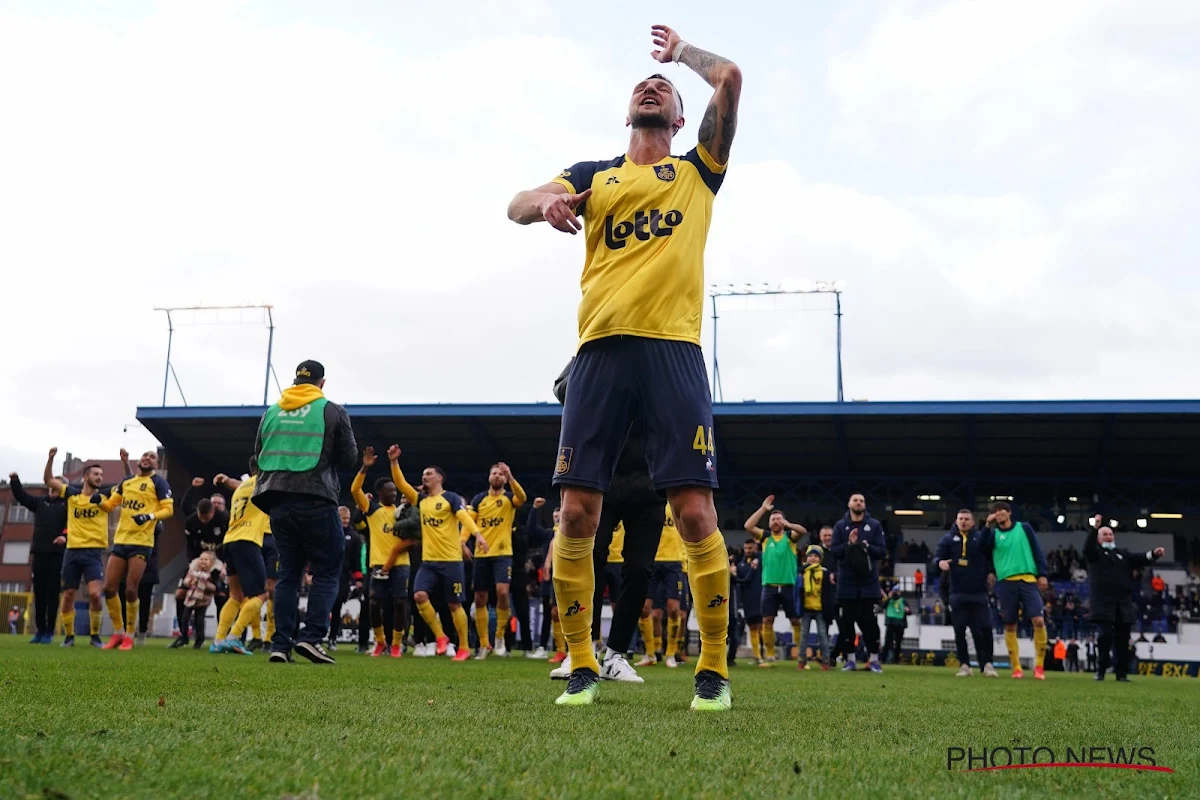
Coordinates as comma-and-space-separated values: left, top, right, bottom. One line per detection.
370, 566, 410, 601
553, 336, 717, 492
473, 556, 513, 591
261, 534, 279, 581
414, 561, 467, 604
761, 584, 798, 619
110, 544, 152, 562
996, 580, 1044, 625
740, 587, 762, 623
650, 561, 684, 609
62, 548, 104, 587
225, 540, 267, 599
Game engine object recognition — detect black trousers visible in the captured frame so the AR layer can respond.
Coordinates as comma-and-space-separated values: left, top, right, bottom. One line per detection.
138, 582, 153, 633
330, 579, 350, 642
951, 601, 993, 666
1096, 620, 1132, 678
511, 545, 532, 650
839, 597, 880, 656
538, 594, 552, 649
883, 623, 905, 663
32, 553, 63, 635
592, 498, 663, 653
357, 592, 371, 647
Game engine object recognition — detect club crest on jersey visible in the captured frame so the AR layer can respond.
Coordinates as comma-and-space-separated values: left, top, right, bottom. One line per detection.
496, 499, 504, 508
435, 501, 443, 510
555, 447, 573, 476
654, 164, 676, 182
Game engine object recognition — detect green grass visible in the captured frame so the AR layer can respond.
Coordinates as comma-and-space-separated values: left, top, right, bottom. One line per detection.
1, 637, 1198, 799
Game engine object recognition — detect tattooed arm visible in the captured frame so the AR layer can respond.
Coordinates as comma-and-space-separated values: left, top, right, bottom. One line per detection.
651, 25, 742, 164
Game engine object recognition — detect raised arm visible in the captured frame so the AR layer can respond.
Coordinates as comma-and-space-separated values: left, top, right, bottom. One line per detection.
786, 521, 807, 542
386, 446, 419, 506
214, 474, 242, 493
651, 25, 742, 165
743, 495, 773, 537
500, 463, 527, 508
8, 473, 41, 512
44, 447, 60, 492
351, 448, 375, 513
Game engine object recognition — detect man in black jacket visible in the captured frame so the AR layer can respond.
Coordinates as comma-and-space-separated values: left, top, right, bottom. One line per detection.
830, 493, 886, 672
936, 510, 997, 677
253, 360, 358, 664
170, 491, 230, 648
9, 454, 67, 643
1084, 524, 1164, 682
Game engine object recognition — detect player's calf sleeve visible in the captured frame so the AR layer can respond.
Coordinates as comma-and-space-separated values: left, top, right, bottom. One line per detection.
216, 598, 241, 640
230, 596, 263, 639
474, 606, 490, 648
264, 599, 275, 641
62, 608, 76, 635
89, 608, 103, 636
1005, 629, 1020, 668
764, 625, 776, 658
552, 618, 565, 654
682, 532, 731, 679
638, 616, 655, 654
666, 617, 681, 658
791, 622, 802, 657
416, 600, 445, 639
392, 602, 408, 647
451, 607, 470, 650
1033, 626, 1048, 669
552, 534, 601, 674
748, 627, 761, 659
125, 599, 140, 635
105, 595, 124, 632
495, 607, 510, 643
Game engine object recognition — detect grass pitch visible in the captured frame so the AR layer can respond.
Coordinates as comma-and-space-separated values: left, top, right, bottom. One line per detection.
1, 637, 1197, 799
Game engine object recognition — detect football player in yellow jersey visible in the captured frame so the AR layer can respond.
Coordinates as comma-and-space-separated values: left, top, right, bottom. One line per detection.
48, 461, 121, 648
637, 504, 687, 668
352, 447, 419, 659
468, 462, 526, 659
386, 445, 483, 662
209, 459, 272, 656
508, 24, 741, 710
98, 450, 174, 650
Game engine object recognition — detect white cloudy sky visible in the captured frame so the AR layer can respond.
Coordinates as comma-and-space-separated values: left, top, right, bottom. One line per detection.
2, 0, 1198, 478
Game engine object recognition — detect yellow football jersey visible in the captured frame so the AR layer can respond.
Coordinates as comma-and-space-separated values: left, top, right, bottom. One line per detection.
110, 474, 174, 547
418, 491, 470, 562
655, 503, 684, 563
224, 476, 270, 547
608, 522, 625, 564
364, 504, 405, 567
61, 485, 119, 549
469, 488, 525, 557
552, 144, 725, 348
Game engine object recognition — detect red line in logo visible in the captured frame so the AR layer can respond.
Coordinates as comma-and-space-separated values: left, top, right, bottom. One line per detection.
966, 763, 1174, 773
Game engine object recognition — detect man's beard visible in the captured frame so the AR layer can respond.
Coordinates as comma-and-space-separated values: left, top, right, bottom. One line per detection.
630, 109, 671, 130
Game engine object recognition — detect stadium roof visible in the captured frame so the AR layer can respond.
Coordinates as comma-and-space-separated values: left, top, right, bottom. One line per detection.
137, 400, 1200, 494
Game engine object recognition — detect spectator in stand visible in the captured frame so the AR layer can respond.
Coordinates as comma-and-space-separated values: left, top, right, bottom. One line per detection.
1085, 524, 1165, 682
1085, 637, 1097, 672
914, 568, 924, 597
8, 606, 20, 635
1066, 639, 1081, 672
830, 493, 886, 673
8, 455, 68, 644
1052, 638, 1067, 670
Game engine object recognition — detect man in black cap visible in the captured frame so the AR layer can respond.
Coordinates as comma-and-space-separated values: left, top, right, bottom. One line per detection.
1084, 522, 1164, 682
252, 360, 357, 664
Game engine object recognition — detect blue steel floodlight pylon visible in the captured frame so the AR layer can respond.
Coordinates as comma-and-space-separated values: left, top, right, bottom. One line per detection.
154, 304, 279, 406
708, 282, 845, 403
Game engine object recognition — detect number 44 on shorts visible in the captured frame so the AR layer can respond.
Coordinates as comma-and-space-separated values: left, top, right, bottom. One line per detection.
692, 426, 715, 455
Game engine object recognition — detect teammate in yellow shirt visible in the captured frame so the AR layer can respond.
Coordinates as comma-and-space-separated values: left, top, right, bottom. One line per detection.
49, 461, 121, 648
508, 24, 741, 710
637, 504, 687, 668
352, 446, 419, 659
469, 462, 526, 659
210, 460, 272, 656
387, 445, 483, 662
99, 450, 174, 650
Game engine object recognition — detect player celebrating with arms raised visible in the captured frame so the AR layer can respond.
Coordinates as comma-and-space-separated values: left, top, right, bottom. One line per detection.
508, 24, 741, 710
469, 462, 526, 659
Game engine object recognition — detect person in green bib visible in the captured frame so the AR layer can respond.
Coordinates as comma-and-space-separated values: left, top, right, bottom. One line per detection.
743, 495, 807, 663
981, 501, 1049, 681
252, 360, 357, 665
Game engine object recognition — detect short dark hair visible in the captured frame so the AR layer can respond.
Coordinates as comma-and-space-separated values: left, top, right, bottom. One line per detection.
197, 498, 213, 515
819, 525, 834, 532
647, 73, 683, 114
769, 509, 785, 517
427, 465, 445, 480
374, 478, 395, 495
744, 537, 757, 545
990, 500, 1012, 513
83, 463, 102, 475
248, 455, 258, 475
957, 508, 974, 516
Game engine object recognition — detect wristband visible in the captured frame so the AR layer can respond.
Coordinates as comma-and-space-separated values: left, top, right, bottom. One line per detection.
672, 41, 689, 63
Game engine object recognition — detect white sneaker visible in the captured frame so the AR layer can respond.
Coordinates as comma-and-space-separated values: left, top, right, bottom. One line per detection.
475, 647, 490, 661
601, 653, 645, 683
665, 655, 679, 668
411, 643, 425, 657
550, 653, 573, 679
635, 654, 657, 667
527, 646, 548, 660
983, 663, 999, 677
445, 643, 457, 658
494, 640, 508, 657
956, 664, 973, 677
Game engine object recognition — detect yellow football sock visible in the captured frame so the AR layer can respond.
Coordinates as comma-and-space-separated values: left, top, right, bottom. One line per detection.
216, 598, 242, 640
105, 595, 124, 634
264, 599, 275, 642
451, 607, 470, 651
1005, 629, 1020, 670
89, 608, 102, 636
683, 531, 732, 679
62, 608, 76, 636
638, 616, 655, 655
551, 533, 600, 674
495, 607, 510, 644
230, 596, 263, 639
748, 627, 762, 659
391, 627, 404, 648
764, 624, 776, 659
653, 634, 663, 655
666, 616, 681, 658
125, 599, 139, 636
1033, 626, 1048, 669
373, 625, 385, 645
791, 622, 802, 658
552, 618, 565, 654
475, 606, 491, 648
416, 600, 445, 639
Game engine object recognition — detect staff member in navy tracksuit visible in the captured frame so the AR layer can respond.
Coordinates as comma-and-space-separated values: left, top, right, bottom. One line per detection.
936, 509, 997, 677
830, 493, 886, 673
